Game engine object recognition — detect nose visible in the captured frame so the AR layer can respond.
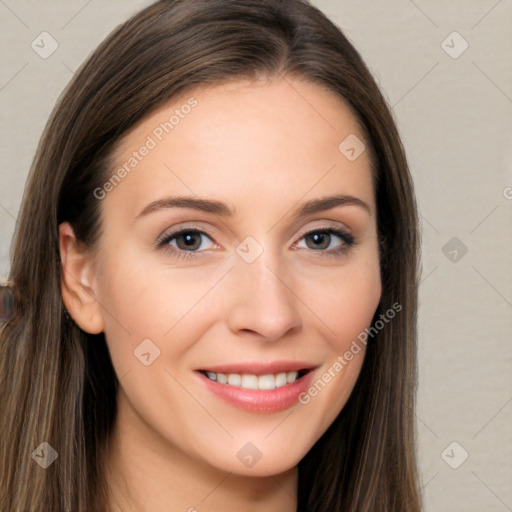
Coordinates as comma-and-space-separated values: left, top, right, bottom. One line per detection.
225, 251, 302, 342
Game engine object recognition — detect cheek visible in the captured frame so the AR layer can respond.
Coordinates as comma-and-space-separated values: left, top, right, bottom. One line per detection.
294, 269, 380, 445
331, 272, 381, 348
294, 251, 381, 411
300, 253, 382, 351
95, 251, 225, 370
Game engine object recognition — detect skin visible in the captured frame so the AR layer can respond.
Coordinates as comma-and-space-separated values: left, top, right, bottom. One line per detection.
59, 76, 382, 512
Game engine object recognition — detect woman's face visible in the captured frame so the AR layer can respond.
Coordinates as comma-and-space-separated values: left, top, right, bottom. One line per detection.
86, 77, 381, 476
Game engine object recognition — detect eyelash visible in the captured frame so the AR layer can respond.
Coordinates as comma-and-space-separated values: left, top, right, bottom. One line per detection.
156, 224, 355, 261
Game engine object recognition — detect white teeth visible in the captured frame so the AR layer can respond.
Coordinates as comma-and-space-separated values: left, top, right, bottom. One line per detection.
204, 370, 302, 389
275, 372, 287, 387
258, 374, 276, 390
227, 373, 241, 386
241, 374, 259, 390
286, 371, 298, 384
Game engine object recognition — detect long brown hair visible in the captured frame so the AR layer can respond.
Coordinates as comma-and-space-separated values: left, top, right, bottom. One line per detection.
0, 1, 422, 510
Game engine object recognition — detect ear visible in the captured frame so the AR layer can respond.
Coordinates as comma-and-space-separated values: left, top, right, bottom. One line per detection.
59, 222, 104, 334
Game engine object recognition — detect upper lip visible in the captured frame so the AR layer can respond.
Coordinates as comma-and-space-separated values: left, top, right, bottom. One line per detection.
196, 361, 318, 376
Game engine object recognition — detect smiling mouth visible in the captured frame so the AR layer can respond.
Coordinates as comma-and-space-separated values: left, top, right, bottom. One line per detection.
197, 369, 311, 390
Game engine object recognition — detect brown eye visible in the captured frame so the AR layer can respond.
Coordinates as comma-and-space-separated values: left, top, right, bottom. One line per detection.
304, 231, 332, 250
174, 232, 202, 251
298, 228, 353, 253
159, 229, 214, 253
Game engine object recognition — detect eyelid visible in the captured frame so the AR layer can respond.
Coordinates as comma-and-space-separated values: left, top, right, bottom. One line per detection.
293, 220, 352, 240
156, 219, 352, 244
155, 220, 356, 264
291, 225, 354, 256
155, 222, 218, 247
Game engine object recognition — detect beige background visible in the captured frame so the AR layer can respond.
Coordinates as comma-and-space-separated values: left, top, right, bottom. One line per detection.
0, 1, 511, 510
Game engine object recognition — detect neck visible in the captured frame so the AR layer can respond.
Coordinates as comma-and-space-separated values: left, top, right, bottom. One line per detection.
105, 388, 299, 512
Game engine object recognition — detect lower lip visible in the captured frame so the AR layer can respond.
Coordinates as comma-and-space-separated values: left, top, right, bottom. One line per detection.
196, 370, 315, 413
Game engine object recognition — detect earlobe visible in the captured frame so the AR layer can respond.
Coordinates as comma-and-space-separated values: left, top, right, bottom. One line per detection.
59, 222, 104, 334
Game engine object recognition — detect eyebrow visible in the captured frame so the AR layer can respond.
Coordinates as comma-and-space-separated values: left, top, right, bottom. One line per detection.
135, 193, 371, 220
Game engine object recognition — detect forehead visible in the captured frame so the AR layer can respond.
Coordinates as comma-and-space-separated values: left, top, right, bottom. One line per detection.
104, 77, 374, 219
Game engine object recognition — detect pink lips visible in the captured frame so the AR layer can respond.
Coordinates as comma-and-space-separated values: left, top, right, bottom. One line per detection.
195, 361, 317, 413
